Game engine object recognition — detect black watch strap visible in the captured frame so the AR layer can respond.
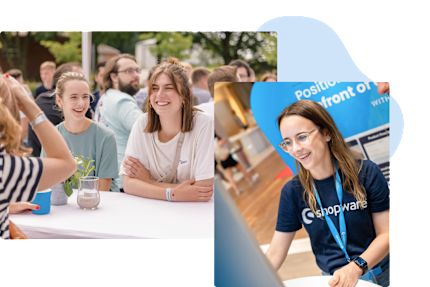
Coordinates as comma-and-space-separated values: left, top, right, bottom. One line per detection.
353, 256, 368, 275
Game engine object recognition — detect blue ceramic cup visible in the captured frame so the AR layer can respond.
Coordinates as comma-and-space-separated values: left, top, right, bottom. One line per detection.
31, 189, 52, 215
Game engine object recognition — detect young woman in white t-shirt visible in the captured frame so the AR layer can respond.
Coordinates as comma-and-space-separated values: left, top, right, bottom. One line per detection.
121, 58, 214, 202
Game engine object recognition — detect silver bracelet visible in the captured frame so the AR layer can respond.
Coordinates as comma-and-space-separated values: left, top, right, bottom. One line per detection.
30, 112, 48, 127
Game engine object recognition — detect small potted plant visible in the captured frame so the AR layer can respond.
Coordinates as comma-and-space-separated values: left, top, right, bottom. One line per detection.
51, 155, 95, 205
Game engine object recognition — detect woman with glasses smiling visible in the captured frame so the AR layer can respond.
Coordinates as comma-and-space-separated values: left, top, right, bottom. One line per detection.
266, 100, 389, 287
50, 72, 119, 192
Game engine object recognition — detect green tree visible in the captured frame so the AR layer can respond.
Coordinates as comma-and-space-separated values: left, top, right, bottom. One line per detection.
1, 31, 277, 80
138, 32, 193, 61
40, 32, 82, 63
92, 32, 140, 54
190, 32, 277, 75
0, 32, 68, 80
259, 32, 277, 67
0, 32, 32, 72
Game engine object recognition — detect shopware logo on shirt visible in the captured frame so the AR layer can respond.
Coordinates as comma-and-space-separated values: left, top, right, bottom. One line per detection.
302, 200, 368, 224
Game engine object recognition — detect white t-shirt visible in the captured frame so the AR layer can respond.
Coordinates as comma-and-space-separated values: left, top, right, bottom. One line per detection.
120, 111, 214, 183
196, 100, 213, 116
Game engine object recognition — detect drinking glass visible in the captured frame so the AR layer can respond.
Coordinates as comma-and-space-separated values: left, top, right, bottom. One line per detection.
77, 176, 100, 210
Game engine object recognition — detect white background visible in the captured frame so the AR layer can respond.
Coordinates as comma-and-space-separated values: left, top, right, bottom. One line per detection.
1, 1, 429, 286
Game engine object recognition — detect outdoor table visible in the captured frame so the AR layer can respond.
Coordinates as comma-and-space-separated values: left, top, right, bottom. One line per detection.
11, 190, 213, 239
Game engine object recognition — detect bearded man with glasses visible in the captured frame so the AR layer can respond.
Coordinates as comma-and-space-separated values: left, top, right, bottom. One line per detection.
97, 54, 143, 192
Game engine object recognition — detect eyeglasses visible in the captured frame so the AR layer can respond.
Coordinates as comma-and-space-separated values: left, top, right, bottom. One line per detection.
116, 67, 141, 75
279, 128, 318, 152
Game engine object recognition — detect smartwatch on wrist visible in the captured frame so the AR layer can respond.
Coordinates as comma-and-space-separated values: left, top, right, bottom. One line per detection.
352, 256, 368, 275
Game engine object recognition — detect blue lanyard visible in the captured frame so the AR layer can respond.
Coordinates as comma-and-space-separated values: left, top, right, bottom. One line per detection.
312, 167, 350, 262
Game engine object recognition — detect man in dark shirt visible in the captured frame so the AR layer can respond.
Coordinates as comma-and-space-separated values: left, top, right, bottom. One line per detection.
90, 62, 106, 113
35, 61, 56, 99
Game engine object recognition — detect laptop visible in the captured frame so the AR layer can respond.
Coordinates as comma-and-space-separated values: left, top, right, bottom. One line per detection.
214, 176, 285, 287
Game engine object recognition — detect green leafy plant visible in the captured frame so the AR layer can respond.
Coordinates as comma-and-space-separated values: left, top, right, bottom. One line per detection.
40, 32, 82, 63
64, 155, 95, 197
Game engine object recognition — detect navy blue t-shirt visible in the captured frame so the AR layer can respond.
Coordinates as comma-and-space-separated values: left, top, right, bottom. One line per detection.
276, 160, 389, 274
35, 85, 51, 99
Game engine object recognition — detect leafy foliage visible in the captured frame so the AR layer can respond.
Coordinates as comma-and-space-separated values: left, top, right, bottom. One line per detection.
64, 155, 95, 197
1, 31, 277, 81
138, 32, 193, 61
92, 32, 141, 54
40, 32, 82, 63
190, 32, 277, 75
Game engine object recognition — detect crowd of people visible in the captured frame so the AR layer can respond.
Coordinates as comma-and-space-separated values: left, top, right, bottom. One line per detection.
1, 54, 275, 239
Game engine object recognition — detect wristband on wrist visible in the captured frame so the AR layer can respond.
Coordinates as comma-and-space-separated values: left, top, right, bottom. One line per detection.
352, 256, 368, 275
165, 188, 172, 201
30, 112, 48, 127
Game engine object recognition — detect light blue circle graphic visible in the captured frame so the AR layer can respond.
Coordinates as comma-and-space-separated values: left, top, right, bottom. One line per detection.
257, 16, 402, 157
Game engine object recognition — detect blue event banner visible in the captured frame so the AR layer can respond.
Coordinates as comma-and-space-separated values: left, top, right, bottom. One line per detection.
250, 82, 389, 173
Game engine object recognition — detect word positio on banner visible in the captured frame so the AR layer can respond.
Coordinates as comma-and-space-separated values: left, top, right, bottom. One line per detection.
294, 82, 375, 109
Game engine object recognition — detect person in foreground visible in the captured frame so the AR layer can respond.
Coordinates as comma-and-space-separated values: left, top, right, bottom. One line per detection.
53, 72, 119, 192
0, 74, 76, 239
266, 100, 389, 287
121, 58, 214, 202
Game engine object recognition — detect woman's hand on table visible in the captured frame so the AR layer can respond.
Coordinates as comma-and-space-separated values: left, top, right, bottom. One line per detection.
123, 156, 152, 181
328, 262, 362, 287
172, 179, 213, 202
9, 202, 40, 214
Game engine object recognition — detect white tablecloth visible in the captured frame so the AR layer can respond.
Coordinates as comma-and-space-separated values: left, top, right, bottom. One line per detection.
284, 276, 381, 287
10, 191, 213, 239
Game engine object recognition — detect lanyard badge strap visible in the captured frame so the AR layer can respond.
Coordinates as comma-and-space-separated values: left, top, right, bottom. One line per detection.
335, 168, 348, 249
312, 166, 350, 262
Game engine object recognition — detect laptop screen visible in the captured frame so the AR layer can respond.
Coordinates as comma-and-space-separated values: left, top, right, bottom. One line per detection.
214, 176, 284, 287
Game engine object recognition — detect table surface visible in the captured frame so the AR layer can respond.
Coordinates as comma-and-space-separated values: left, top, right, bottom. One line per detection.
283, 276, 381, 287
10, 190, 213, 239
